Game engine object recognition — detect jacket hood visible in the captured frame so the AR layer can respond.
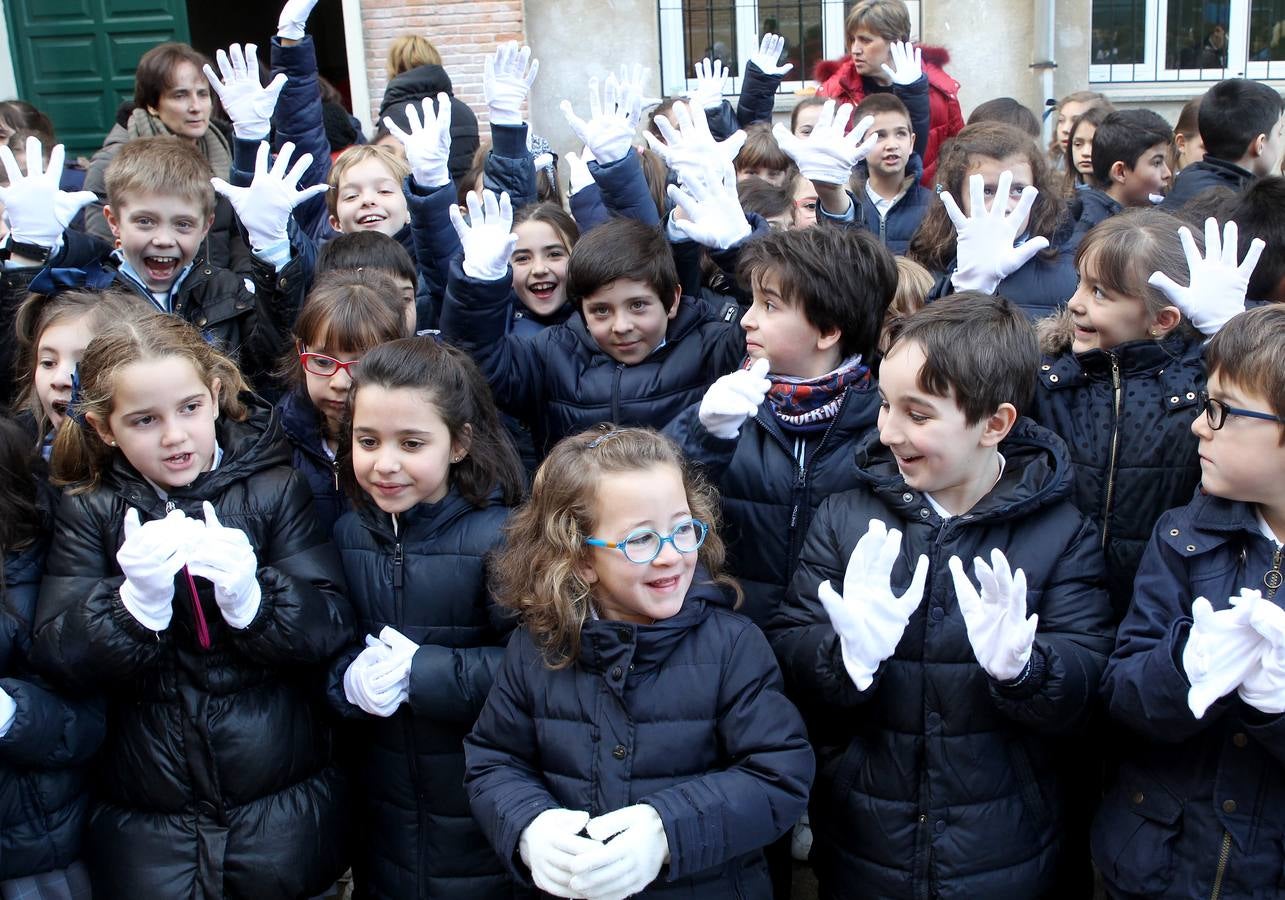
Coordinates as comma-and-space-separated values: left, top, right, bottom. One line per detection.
853, 416, 1073, 522
813, 45, 952, 85
353, 485, 501, 544
1038, 318, 1197, 375
277, 388, 329, 464
380, 64, 456, 117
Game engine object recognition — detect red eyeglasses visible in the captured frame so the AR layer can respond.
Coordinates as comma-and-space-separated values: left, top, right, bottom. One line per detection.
299, 349, 362, 378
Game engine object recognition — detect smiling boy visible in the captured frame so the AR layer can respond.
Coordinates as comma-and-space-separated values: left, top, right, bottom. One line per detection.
1068, 109, 1173, 245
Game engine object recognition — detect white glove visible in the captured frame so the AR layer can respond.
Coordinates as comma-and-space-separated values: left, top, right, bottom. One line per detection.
774, 101, 876, 185
1147, 218, 1265, 337
211, 141, 328, 250
666, 160, 752, 250
564, 148, 596, 195
643, 100, 746, 188
1182, 590, 1265, 718
449, 189, 518, 282
1238, 593, 1285, 715
818, 518, 929, 691
277, 0, 320, 40
687, 57, 729, 110
0, 139, 96, 249
518, 808, 600, 898
117, 508, 200, 631
343, 636, 410, 717
880, 41, 923, 85
949, 549, 1038, 682
569, 804, 670, 900
750, 33, 793, 77
614, 63, 661, 125
560, 75, 640, 165
185, 502, 261, 628
699, 358, 771, 439
940, 171, 1050, 294
202, 44, 287, 140
383, 93, 453, 188
484, 41, 539, 126
0, 685, 16, 738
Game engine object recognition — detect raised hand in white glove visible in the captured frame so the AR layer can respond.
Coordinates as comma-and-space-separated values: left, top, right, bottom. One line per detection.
880, 41, 923, 85
0, 138, 96, 249
560, 75, 639, 165
614, 63, 661, 122
383, 93, 453, 188
750, 33, 793, 77
774, 101, 875, 185
185, 502, 260, 628
518, 808, 600, 898
1148, 218, 1264, 337
949, 548, 1038, 682
818, 518, 929, 691
117, 508, 200, 631
666, 160, 752, 250
449, 189, 517, 282
564, 148, 596, 195
688, 57, 729, 110
644, 100, 746, 187
343, 635, 409, 717
277, 0, 320, 40
1237, 591, 1285, 715
211, 141, 327, 250
202, 44, 287, 140
699, 358, 771, 439
569, 804, 670, 900
484, 41, 539, 127
1182, 590, 1265, 719
940, 171, 1050, 294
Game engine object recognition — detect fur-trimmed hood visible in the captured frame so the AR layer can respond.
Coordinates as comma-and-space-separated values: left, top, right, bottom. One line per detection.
814, 45, 952, 84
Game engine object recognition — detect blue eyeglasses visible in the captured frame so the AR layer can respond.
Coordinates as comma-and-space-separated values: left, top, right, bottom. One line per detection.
1199, 391, 1285, 430
585, 518, 708, 564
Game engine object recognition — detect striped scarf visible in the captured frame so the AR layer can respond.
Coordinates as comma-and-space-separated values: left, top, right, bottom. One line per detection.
767, 355, 869, 434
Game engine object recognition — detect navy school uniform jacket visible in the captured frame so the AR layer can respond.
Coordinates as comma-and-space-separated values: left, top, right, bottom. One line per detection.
0, 539, 106, 882
1028, 322, 1205, 616
31, 400, 354, 900
1067, 186, 1123, 249
276, 388, 348, 537
766, 418, 1115, 899
665, 375, 881, 626
1161, 156, 1255, 212
819, 154, 933, 256
1095, 493, 1285, 898
463, 575, 815, 898
439, 259, 745, 458
325, 489, 518, 899
929, 236, 1080, 320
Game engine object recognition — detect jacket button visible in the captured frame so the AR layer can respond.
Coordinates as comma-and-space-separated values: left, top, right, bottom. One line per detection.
197, 316, 207, 326
612, 744, 627, 760
279, 277, 289, 287
902, 492, 914, 502
1048, 374, 1059, 383
919, 508, 930, 518
1170, 529, 1180, 536
934, 819, 946, 834
1222, 799, 1237, 814
929, 607, 944, 622
1233, 732, 1248, 748
1041, 364, 1051, 371
1187, 545, 1197, 552
1132, 791, 1145, 805
1186, 392, 1196, 400
1170, 396, 1180, 404
611, 666, 623, 680
616, 628, 631, 642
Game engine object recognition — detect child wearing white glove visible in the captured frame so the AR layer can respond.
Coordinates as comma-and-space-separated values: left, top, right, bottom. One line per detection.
465, 427, 813, 899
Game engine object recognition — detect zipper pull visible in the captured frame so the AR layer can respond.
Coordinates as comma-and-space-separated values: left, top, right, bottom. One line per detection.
333, 459, 340, 492
165, 500, 177, 514
1265, 547, 1283, 597
392, 542, 404, 589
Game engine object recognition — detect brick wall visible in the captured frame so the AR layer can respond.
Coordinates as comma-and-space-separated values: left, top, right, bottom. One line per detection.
359, 0, 526, 139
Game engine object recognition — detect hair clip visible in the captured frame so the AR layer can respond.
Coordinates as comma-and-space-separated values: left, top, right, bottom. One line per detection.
68, 364, 89, 429
586, 429, 625, 449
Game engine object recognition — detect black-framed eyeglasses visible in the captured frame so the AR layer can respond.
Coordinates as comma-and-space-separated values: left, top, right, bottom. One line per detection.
299, 349, 361, 378
585, 518, 708, 564
1199, 391, 1285, 431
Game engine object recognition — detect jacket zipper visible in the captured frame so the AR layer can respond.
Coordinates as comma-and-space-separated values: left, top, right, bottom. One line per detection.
762, 397, 846, 573
389, 533, 426, 895
1100, 354, 1122, 550
610, 364, 624, 425
167, 500, 211, 648
332, 457, 340, 492
1264, 545, 1283, 600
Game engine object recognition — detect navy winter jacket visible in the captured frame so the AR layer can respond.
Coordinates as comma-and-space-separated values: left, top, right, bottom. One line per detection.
484, 123, 537, 211
269, 35, 332, 242
930, 239, 1079, 320
666, 376, 881, 626
325, 490, 517, 899
1094, 493, 1285, 898
32, 402, 354, 899
0, 540, 105, 881
1028, 325, 1204, 615
736, 61, 784, 128
1162, 156, 1255, 212
767, 419, 1115, 899
276, 389, 347, 536
463, 577, 815, 898
823, 155, 932, 256
1068, 186, 1123, 248
439, 260, 745, 457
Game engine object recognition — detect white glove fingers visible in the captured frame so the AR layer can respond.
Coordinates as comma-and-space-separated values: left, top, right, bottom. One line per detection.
284, 151, 315, 188
845, 113, 875, 147
1007, 184, 1040, 237
902, 553, 930, 607
559, 101, 590, 142
201, 501, 222, 530
447, 203, 470, 242
939, 189, 968, 232
123, 507, 142, 539
465, 188, 486, 225
269, 141, 296, 181
966, 173, 987, 220
720, 129, 748, 161
433, 92, 452, 131
1009, 235, 1051, 271
1240, 237, 1266, 280
1146, 270, 1182, 300
1203, 217, 1221, 262
587, 76, 603, 121
0, 145, 21, 186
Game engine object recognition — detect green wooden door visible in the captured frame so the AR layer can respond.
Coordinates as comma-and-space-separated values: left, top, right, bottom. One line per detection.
5, 0, 191, 156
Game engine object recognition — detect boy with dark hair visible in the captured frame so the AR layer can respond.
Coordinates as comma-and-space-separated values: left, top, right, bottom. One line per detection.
767, 293, 1114, 898
1164, 78, 1285, 209
315, 230, 419, 333
1070, 109, 1173, 243
1231, 175, 1285, 302
1094, 303, 1285, 897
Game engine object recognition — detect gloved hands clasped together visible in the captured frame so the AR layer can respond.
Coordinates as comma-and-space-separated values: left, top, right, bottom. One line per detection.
519, 803, 670, 899
1182, 588, 1285, 719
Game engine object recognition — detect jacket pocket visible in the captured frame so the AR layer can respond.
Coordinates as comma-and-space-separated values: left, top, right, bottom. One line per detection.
1091, 769, 1183, 895
1007, 738, 1051, 829
828, 737, 867, 807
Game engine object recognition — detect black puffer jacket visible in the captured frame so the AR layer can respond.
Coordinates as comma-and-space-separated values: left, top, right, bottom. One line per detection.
1067, 186, 1122, 248
276, 388, 347, 537
0, 539, 105, 881
666, 377, 880, 626
379, 65, 481, 183
1162, 155, 1255, 211
32, 402, 354, 899
1028, 324, 1204, 615
767, 419, 1115, 899
325, 490, 517, 899
440, 261, 745, 458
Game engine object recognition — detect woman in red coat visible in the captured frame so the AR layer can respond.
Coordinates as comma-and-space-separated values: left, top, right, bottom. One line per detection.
814, 0, 963, 186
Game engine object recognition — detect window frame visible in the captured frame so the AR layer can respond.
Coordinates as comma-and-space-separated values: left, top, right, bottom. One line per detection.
1089, 0, 1258, 84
